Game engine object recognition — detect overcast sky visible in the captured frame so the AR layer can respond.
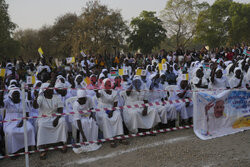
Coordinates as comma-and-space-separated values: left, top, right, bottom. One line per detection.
6, 0, 250, 30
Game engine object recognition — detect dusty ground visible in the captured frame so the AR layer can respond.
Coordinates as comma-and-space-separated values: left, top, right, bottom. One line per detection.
0, 129, 249, 167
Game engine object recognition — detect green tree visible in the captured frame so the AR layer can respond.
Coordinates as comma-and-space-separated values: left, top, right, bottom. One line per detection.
13, 29, 40, 60
0, 0, 19, 59
161, 0, 209, 50
71, 0, 128, 56
196, 0, 233, 48
51, 13, 78, 57
229, 2, 250, 45
128, 11, 166, 55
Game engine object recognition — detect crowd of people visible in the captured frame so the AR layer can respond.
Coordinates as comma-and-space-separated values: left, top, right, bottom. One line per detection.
0, 45, 249, 160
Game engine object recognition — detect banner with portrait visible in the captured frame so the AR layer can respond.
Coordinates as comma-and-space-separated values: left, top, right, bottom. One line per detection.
193, 90, 250, 140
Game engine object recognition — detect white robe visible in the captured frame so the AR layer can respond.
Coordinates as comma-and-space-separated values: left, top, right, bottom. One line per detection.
3, 99, 35, 154
148, 84, 176, 124
229, 76, 245, 89
96, 90, 124, 138
209, 76, 229, 89
36, 95, 68, 146
170, 88, 191, 119
72, 99, 98, 142
121, 90, 161, 133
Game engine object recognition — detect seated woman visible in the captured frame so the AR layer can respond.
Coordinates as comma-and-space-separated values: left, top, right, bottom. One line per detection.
72, 90, 100, 151
191, 68, 208, 89
148, 74, 177, 127
1, 87, 35, 155
209, 66, 229, 89
95, 78, 125, 148
169, 80, 192, 125
33, 83, 68, 160
121, 76, 161, 134
229, 67, 245, 89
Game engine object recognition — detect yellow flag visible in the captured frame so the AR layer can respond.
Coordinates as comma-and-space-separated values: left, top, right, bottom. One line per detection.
181, 74, 189, 80
66, 57, 75, 64
0, 69, 6, 77
159, 63, 163, 71
38, 47, 44, 58
136, 69, 142, 76
84, 77, 91, 85
119, 69, 124, 76
27, 76, 36, 84
161, 59, 166, 64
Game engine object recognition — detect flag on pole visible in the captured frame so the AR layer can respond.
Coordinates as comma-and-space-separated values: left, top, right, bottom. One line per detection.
38, 47, 44, 58
84, 77, 91, 85
0, 69, 6, 77
243, 49, 250, 57
110, 70, 119, 77
181, 74, 189, 81
66, 57, 75, 64
118, 69, 124, 76
158, 63, 163, 71
136, 69, 142, 76
161, 59, 166, 64
141, 70, 146, 76
26, 76, 36, 84
80, 50, 87, 58
203, 63, 210, 69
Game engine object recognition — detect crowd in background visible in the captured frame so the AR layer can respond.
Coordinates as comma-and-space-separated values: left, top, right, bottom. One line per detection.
0, 44, 249, 159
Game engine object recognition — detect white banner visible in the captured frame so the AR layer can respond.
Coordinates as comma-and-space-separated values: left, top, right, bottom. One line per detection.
193, 90, 250, 140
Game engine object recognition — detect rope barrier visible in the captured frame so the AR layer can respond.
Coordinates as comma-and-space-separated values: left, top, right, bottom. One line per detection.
0, 85, 246, 93
0, 98, 192, 123
0, 125, 193, 159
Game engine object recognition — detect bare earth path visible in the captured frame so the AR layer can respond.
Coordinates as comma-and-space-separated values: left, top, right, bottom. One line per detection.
0, 129, 249, 167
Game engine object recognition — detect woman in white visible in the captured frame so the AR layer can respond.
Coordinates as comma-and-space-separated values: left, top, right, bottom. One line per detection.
33, 83, 68, 159
121, 77, 161, 133
209, 67, 229, 89
95, 78, 124, 147
169, 79, 192, 124
229, 67, 245, 89
54, 77, 73, 132
72, 90, 100, 151
191, 68, 208, 89
148, 74, 176, 125
29, 80, 42, 128
2, 87, 35, 154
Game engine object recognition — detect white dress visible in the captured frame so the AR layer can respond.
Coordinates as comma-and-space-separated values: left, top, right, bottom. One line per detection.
36, 95, 68, 146
192, 76, 208, 90
148, 84, 176, 124
229, 76, 245, 89
96, 90, 124, 138
170, 88, 191, 120
58, 92, 73, 132
121, 90, 161, 133
209, 76, 229, 89
72, 98, 98, 141
3, 99, 36, 154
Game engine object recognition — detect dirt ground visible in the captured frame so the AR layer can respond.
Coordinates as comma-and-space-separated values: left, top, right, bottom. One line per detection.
0, 129, 249, 167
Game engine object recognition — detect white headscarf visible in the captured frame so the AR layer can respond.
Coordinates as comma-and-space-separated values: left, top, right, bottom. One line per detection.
55, 81, 66, 89
39, 83, 50, 94
101, 78, 113, 89
9, 79, 17, 86
33, 80, 42, 88
74, 74, 86, 88
8, 86, 20, 98
77, 90, 87, 98
234, 67, 242, 74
